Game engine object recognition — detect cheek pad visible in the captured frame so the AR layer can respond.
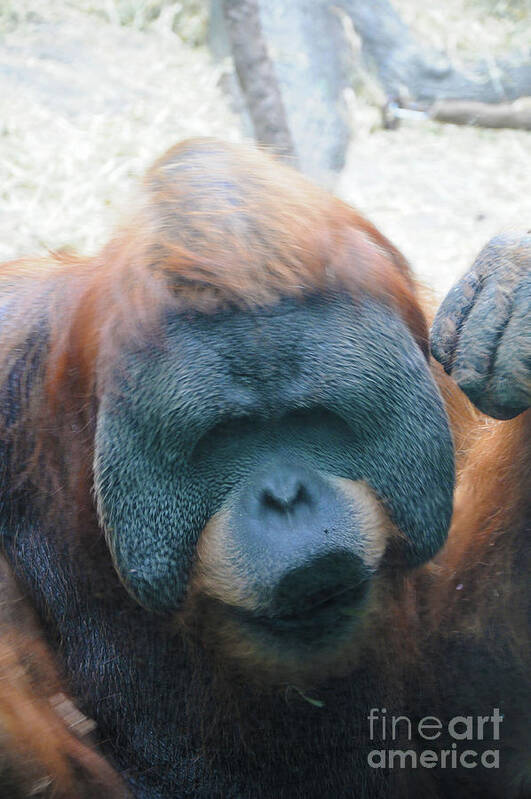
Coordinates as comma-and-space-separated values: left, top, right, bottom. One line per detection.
311, 310, 455, 567
360, 368, 455, 566
94, 395, 207, 612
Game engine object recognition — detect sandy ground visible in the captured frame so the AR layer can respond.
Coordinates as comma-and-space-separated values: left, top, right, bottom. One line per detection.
0, 0, 530, 298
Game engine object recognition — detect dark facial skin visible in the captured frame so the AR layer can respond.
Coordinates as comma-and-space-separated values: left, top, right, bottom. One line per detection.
95, 292, 454, 657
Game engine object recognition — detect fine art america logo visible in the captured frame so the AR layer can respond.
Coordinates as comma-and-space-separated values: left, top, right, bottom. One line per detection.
367, 708, 503, 769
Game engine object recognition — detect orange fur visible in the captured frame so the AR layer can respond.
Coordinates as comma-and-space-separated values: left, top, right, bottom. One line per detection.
429, 409, 530, 641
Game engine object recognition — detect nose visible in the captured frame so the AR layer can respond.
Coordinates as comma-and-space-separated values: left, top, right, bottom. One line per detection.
254, 462, 324, 520
233, 460, 372, 623
260, 471, 310, 513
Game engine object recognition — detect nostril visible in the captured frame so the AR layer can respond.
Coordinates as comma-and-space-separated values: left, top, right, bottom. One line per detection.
261, 479, 309, 513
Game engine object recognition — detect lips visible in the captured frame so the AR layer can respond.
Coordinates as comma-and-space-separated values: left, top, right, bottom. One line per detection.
235, 579, 370, 645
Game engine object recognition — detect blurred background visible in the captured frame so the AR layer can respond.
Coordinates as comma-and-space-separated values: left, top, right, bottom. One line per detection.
0, 0, 530, 296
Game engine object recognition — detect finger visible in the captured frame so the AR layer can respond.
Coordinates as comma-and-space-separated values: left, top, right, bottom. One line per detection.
430, 269, 481, 373
486, 277, 531, 418
450, 270, 514, 416
430, 233, 530, 374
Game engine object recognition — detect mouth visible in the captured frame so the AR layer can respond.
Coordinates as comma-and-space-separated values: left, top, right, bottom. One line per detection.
235, 579, 370, 646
